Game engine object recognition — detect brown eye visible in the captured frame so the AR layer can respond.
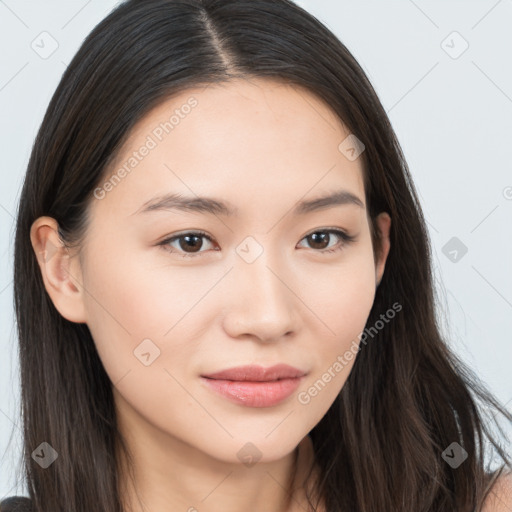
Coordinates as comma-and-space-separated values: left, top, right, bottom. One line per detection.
298, 229, 356, 254
306, 232, 331, 250
176, 234, 204, 253
159, 231, 215, 258
159, 228, 356, 259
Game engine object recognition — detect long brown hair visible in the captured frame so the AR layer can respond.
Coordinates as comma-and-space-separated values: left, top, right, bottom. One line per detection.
11, 0, 511, 511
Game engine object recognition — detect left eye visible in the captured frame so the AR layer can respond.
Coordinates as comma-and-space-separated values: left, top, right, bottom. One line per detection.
158, 229, 355, 258
297, 229, 355, 252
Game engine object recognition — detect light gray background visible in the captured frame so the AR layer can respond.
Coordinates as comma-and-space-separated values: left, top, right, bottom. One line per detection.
1, 0, 511, 498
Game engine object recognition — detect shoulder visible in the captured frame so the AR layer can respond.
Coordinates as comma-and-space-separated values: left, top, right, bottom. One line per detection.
482, 472, 512, 512
0, 496, 32, 511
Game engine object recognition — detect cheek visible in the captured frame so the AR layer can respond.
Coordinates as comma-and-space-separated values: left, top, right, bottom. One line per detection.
81, 247, 215, 385
299, 243, 377, 334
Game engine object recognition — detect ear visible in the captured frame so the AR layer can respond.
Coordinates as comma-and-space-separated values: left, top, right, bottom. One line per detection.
30, 216, 87, 323
374, 212, 391, 287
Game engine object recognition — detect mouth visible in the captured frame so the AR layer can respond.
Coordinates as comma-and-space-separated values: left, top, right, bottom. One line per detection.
200, 364, 308, 407
201, 363, 307, 382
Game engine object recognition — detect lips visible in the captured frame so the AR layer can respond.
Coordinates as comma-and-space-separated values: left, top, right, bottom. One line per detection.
200, 364, 308, 407
201, 364, 307, 382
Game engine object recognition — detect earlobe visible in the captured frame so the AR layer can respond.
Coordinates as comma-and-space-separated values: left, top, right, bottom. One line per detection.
30, 216, 87, 323
374, 212, 391, 287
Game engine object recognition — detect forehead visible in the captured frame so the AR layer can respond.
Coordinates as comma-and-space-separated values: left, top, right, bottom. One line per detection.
92, 77, 366, 219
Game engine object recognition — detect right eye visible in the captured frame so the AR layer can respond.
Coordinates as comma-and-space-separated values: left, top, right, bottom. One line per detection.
158, 230, 217, 258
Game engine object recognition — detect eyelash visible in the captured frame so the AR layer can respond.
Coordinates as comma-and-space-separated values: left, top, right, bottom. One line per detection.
158, 228, 356, 259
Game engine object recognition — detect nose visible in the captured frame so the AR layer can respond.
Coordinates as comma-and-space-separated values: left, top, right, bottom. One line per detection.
221, 250, 298, 343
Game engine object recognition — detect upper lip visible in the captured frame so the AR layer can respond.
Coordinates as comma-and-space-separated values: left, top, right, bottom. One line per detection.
201, 364, 307, 382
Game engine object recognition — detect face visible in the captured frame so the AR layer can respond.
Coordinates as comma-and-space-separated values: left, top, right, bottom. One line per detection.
34, 77, 390, 465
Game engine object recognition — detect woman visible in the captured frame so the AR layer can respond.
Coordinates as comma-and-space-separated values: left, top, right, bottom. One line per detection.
5, 0, 512, 510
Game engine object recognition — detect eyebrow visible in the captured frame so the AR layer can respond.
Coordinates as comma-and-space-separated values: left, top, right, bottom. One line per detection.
133, 189, 365, 217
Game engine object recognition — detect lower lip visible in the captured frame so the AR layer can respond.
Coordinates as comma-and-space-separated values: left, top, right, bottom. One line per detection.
200, 376, 303, 407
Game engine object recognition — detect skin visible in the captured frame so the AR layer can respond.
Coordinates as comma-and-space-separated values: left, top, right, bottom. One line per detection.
30, 77, 392, 512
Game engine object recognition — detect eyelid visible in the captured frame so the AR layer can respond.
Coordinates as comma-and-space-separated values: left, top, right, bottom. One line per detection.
304, 226, 355, 239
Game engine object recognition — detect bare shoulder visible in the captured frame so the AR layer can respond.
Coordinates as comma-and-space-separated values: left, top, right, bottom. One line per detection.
482, 472, 512, 512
